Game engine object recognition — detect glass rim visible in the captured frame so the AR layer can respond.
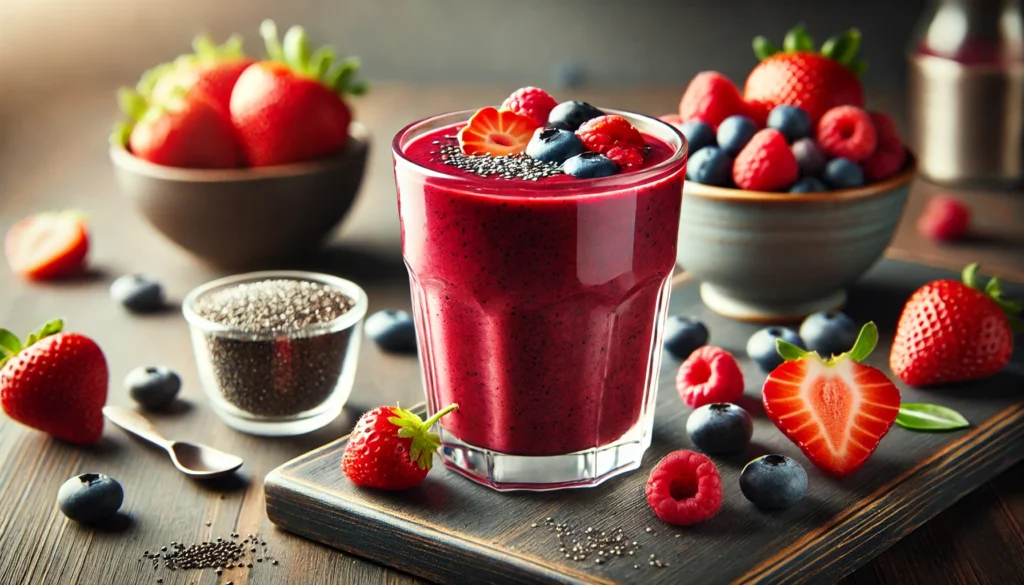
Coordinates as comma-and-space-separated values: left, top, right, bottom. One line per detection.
391, 107, 688, 196
182, 270, 369, 339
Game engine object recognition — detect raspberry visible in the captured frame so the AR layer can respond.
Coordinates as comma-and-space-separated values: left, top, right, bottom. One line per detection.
732, 129, 799, 191
869, 111, 903, 150
675, 346, 745, 408
500, 87, 558, 128
679, 72, 747, 130
863, 143, 908, 182
645, 450, 723, 526
917, 195, 971, 241
816, 106, 878, 162
577, 115, 647, 169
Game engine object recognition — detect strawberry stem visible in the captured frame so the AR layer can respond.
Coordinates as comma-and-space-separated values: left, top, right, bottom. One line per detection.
776, 338, 810, 362
386, 403, 459, 470
783, 24, 815, 53
259, 19, 368, 97
0, 319, 63, 369
260, 20, 286, 63
753, 36, 780, 61
965, 263, 1024, 332
422, 403, 459, 429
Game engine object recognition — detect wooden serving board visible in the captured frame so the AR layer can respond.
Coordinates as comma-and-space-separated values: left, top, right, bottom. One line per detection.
265, 259, 1024, 585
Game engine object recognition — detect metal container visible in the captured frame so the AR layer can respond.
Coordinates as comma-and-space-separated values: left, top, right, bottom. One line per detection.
908, 0, 1024, 186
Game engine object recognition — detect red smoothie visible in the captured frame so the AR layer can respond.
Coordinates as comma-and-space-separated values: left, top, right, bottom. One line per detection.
394, 113, 685, 457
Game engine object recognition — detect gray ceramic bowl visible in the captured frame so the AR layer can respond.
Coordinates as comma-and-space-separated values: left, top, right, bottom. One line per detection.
676, 159, 916, 322
110, 123, 370, 268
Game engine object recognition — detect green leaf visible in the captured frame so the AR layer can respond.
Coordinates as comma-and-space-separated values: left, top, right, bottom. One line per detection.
110, 122, 133, 147
347, 80, 369, 96
962, 262, 981, 289
310, 47, 336, 80
847, 322, 879, 363
282, 25, 312, 74
396, 427, 416, 438
0, 329, 21, 357
327, 57, 361, 94
777, 338, 810, 362
848, 58, 868, 77
783, 24, 815, 53
821, 28, 861, 65
896, 403, 970, 431
117, 87, 149, 121
38, 319, 63, 338
0, 355, 10, 369
753, 36, 780, 61
260, 19, 286, 63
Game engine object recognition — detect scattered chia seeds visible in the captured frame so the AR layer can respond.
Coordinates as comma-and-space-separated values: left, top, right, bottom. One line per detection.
193, 279, 357, 417
140, 532, 279, 583
535, 517, 669, 570
434, 137, 563, 180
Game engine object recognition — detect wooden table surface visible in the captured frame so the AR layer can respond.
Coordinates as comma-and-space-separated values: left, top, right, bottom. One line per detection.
0, 83, 1021, 585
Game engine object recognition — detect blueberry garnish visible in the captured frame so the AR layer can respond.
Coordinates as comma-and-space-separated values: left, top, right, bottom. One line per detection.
740, 454, 808, 510
365, 309, 418, 354
746, 326, 805, 372
58, 473, 124, 524
110, 274, 165, 313
799, 311, 858, 357
526, 127, 585, 164
686, 146, 733, 187
663, 316, 709, 360
547, 101, 604, 131
686, 402, 753, 455
717, 115, 758, 156
562, 152, 618, 178
767, 105, 812, 143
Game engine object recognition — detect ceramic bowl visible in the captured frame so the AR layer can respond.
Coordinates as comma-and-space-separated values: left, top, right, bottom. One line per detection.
110, 123, 370, 268
676, 158, 916, 322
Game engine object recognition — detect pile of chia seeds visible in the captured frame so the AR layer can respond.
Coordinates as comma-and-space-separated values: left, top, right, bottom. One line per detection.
434, 136, 564, 180
140, 532, 279, 583
194, 279, 356, 417
533, 517, 670, 570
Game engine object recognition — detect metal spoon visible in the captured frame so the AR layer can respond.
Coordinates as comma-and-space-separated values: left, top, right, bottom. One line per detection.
102, 405, 244, 479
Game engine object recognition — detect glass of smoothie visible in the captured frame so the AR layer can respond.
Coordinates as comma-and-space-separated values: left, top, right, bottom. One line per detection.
392, 94, 687, 490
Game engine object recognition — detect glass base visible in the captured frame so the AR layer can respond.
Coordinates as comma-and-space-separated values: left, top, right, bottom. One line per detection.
439, 428, 648, 491
211, 403, 344, 437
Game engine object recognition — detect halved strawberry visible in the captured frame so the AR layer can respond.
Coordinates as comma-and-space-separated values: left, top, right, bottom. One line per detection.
762, 323, 901, 478
5, 212, 89, 280
458, 107, 540, 156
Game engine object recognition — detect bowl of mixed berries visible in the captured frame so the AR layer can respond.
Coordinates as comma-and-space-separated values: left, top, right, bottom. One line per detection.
664, 25, 916, 322
109, 21, 369, 268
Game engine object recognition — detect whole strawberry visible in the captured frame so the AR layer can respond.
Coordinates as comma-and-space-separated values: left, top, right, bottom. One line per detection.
230, 20, 367, 167
1, 320, 108, 444
342, 403, 458, 490
143, 34, 254, 114
744, 25, 865, 124
891, 264, 1021, 386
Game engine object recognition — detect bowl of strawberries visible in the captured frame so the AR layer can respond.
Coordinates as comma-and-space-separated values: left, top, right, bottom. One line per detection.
110, 21, 369, 268
666, 25, 916, 322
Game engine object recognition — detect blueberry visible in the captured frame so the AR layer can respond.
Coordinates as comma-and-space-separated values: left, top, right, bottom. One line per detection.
526, 127, 585, 164
686, 403, 753, 455
57, 473, 124, 524
823, 157, 865, 189
788, 177, 828, 193
110, 274, 165, 313
563, 152, 617, 178
746, 327, 805, 372
679, 120, 716, 153
663, 316, 709, 360
767, 105, 812, 143
547, 101, 604, 131
685, 147, 733, 187
740, 455, 808, 510
791, 138, 827, 177
799, 311, 858, 357
125, 366, 181, 410
717, 115, 758, 156
365, 309, 417, 354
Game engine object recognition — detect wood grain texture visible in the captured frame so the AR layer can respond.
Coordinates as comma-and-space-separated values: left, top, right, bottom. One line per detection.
266, 260, 1024, 585
0, 83, 1021, 585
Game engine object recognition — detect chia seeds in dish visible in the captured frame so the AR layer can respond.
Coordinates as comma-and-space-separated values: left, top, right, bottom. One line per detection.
194, 279, 356, 417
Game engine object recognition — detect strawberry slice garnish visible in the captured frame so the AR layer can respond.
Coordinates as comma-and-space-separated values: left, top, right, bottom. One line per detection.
5, 211, 89, 280
762, 322, 901, 478
458, 107, 540, 156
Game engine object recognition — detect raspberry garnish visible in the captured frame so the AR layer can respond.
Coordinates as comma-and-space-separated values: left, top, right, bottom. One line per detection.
645, 450, 723, 526
816, 105, 878, 162
500, 87, 558, 128
917, 195, 971, 241
576, 115, 647, 169
732, 129, 799, 191
676, 346, 745, 408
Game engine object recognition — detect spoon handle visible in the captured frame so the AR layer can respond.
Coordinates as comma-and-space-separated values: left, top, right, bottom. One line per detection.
102, 405, 171, 448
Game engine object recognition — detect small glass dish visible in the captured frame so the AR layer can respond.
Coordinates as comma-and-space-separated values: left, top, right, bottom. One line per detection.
183, 271, 367, 437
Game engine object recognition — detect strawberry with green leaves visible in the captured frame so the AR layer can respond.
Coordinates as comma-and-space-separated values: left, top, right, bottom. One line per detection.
745, 25, 866, 124
763, 322, 901, 478
342, 403, 458, 490
891, 264, 1021, 386
229, 20, 367, 167
1, 320, 108, 445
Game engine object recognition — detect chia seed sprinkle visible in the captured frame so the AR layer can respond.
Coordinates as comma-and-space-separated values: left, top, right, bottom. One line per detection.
140, 532, 279, 583
534, 517, 672, 571
193, 278, 357, 417
435, 139, 563, 181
